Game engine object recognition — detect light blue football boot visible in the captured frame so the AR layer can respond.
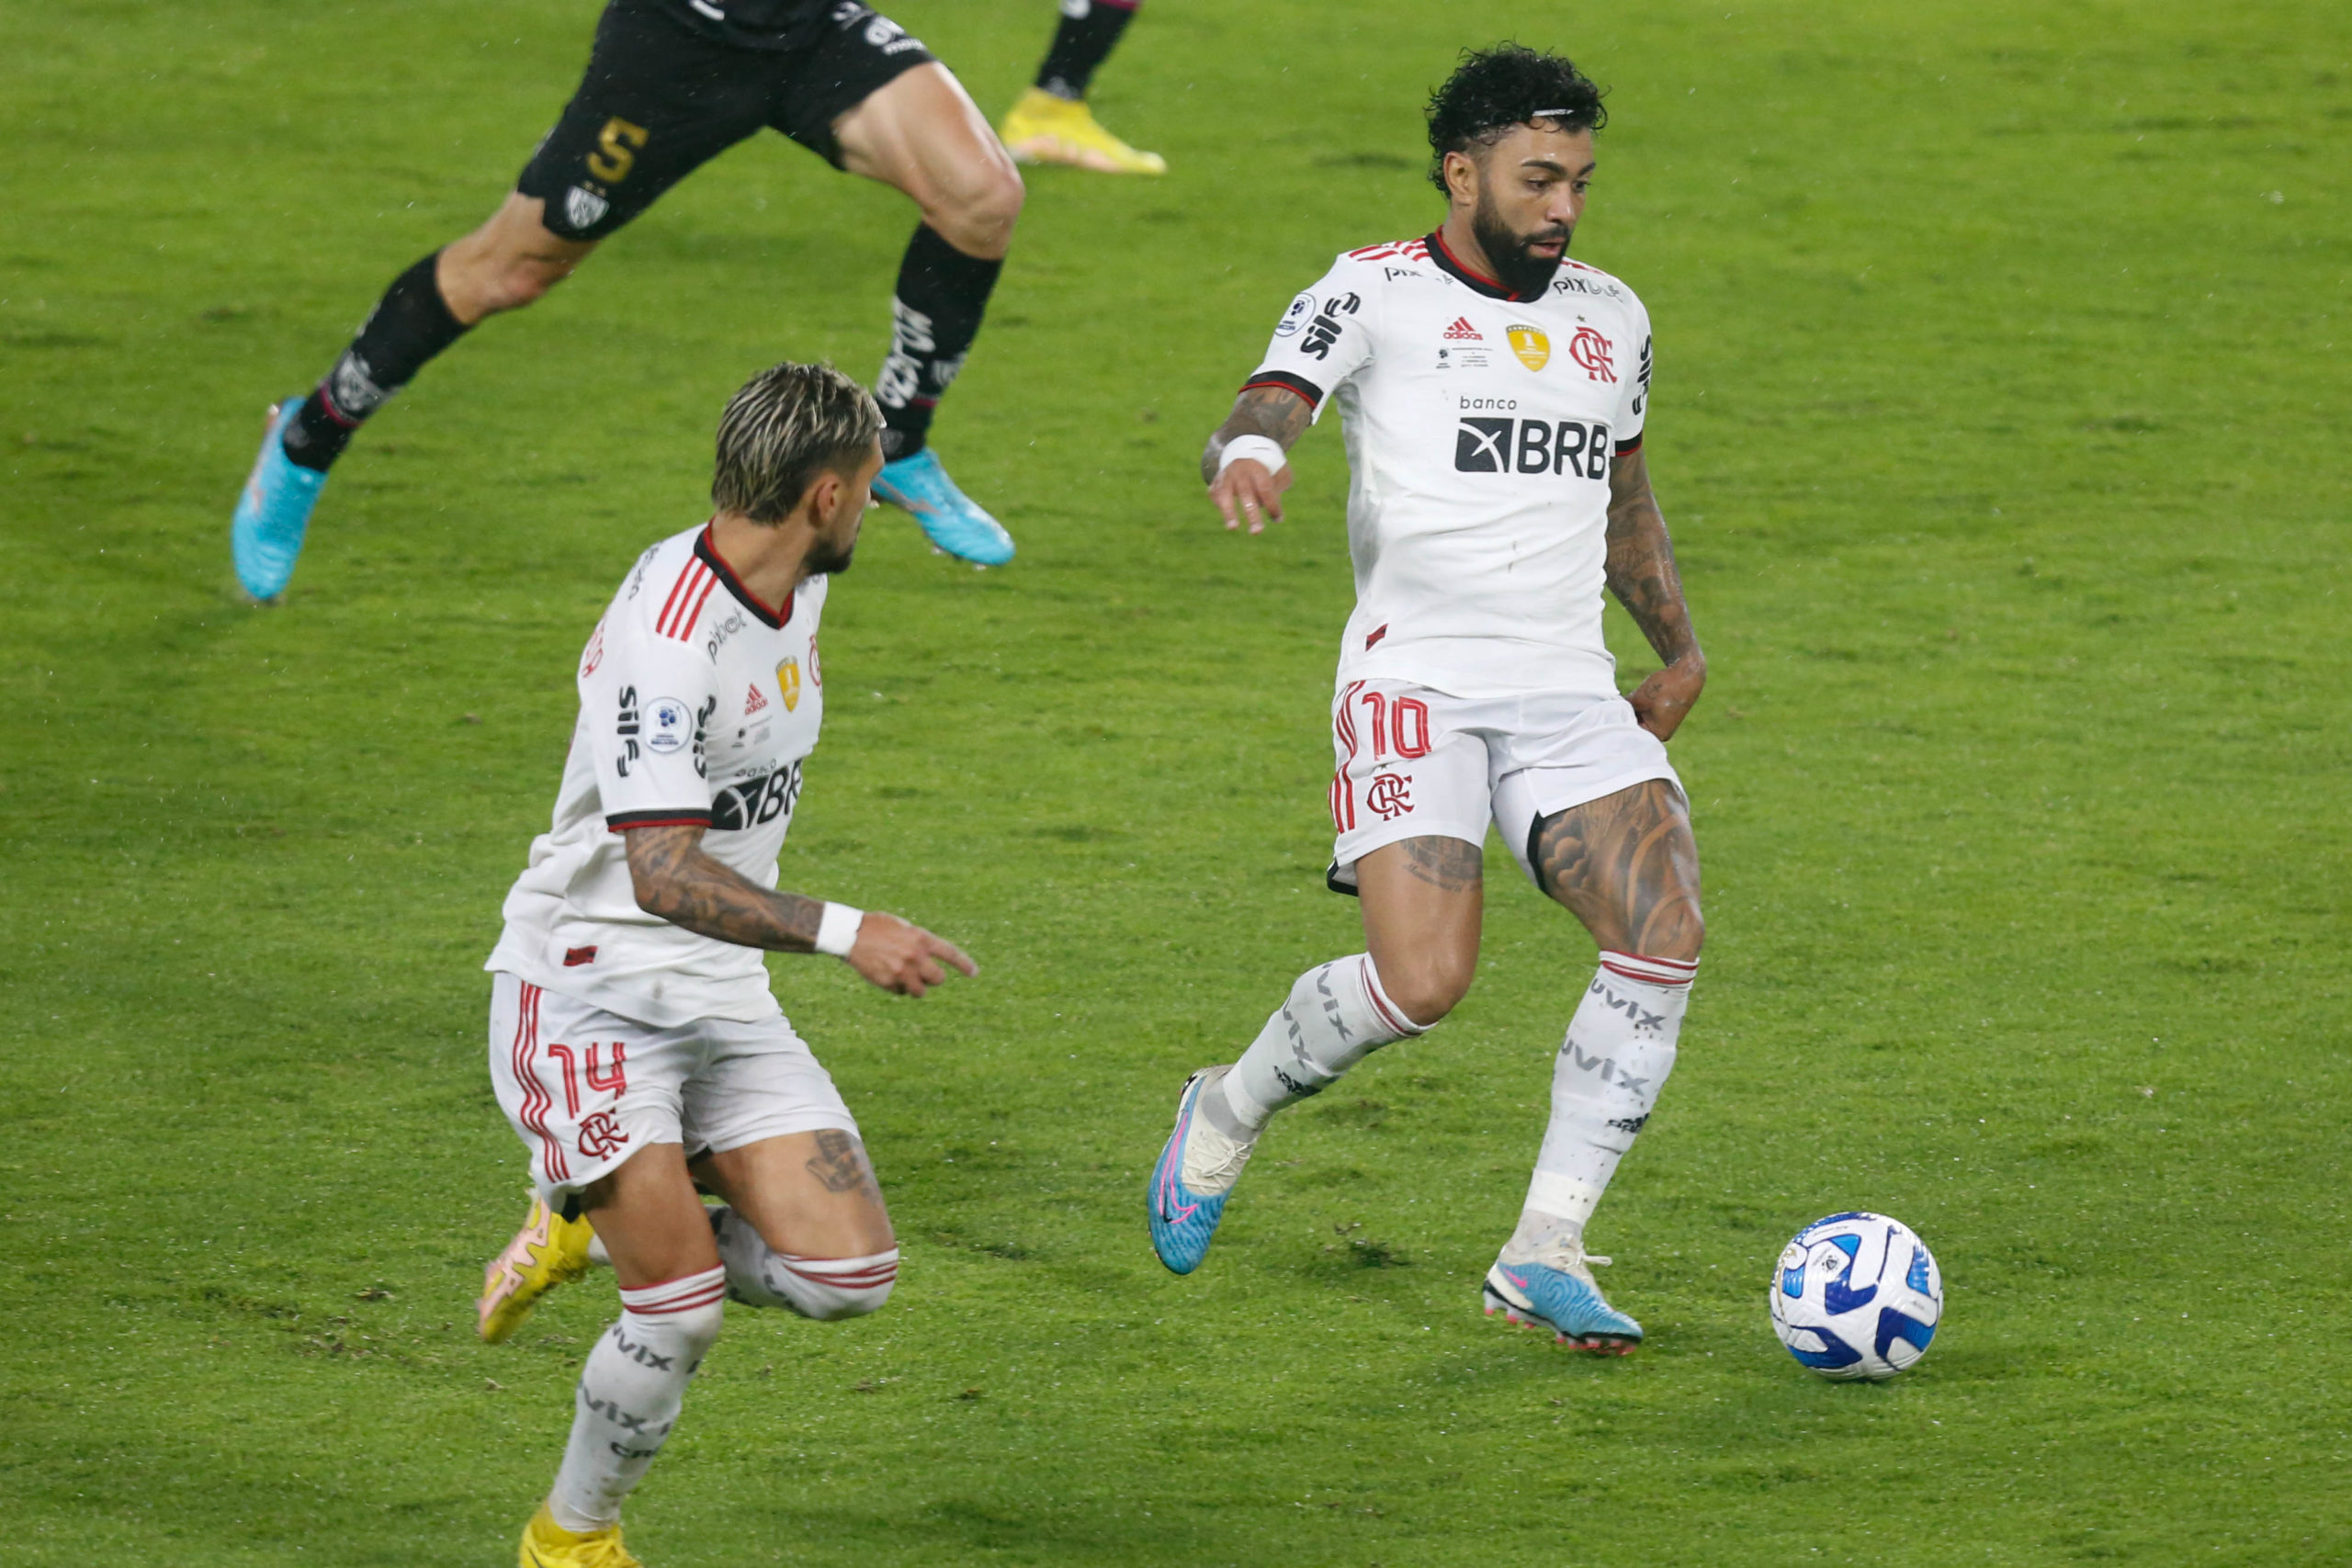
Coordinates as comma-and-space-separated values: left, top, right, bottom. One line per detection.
231, 397, 327, 602
1482, 1252, 1644, 1354
1148, 1066, 1256, 1276
872, 448, 1015, 566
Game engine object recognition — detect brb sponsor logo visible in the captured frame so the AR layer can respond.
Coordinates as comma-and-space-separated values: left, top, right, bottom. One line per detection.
710, 761, 803, 832
1453, 413, 1614, 479
1297, 291, 1361, 360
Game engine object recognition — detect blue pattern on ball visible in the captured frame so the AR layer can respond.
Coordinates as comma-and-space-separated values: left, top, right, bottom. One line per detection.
1785, 1326, 1862, 1371
1876, 1306, 1936, 1360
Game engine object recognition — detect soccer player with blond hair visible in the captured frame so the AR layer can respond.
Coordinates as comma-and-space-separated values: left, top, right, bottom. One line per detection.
1149, 46, 1707, 1354
477, 361, 974, 1565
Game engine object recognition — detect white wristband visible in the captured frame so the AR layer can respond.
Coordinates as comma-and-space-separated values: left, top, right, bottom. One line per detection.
813, 902, 865, 958
1217, 434, 1288, 478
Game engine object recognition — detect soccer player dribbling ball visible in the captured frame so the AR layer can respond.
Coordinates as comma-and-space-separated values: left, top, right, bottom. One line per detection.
1148, 46, 1708, 1354
476, 362, 975, 1566
232, 0, 1024, 604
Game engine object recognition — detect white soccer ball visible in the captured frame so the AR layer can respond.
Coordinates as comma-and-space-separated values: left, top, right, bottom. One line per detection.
1769, 1211, 1942, 1381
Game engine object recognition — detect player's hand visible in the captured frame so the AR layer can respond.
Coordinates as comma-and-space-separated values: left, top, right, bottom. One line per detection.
1210, 458, 1294, 535
843, 910, 978, 998
1628, 658, 1706, 740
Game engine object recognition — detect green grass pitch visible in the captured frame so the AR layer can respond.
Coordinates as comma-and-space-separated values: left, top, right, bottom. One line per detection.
4, 0, 2347, 1562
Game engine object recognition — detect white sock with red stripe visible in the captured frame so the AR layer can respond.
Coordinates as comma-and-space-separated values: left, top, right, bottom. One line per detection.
710, 1206, 899, 1322
1219, 953, 1429, 1133
546, 1266, 725, 1532
1504, 951, 1697, 1263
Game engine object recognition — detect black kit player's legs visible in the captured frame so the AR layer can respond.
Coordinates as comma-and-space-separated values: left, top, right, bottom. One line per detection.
875, 226, 1003, 460
280, 202, 594, 474
279, 68, 1023, 471
1035, 0, 1138, 101
830, 63, 1024, 557
279, 254, 465, 472
829, 64, 1023, 460
284, 50, 1027, 475
236, 7, 1024, 594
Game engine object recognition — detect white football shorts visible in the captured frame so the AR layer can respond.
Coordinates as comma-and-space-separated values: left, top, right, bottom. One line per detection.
488, 971, 857, 1204
1326, 680, 1682, 893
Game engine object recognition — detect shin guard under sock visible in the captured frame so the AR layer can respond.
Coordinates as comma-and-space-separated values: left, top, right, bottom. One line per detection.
1510, 952, 1696, 1251
1035, 0, 1139, 99
282, 251, 469, 471
1221, 954, 1427, 1130
546, 1267, 725, 1531
875, 225, 1002, 460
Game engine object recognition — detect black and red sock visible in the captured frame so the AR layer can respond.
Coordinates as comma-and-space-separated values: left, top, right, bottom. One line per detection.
281, 251, 470, 472
875, 224, 1003, 461
1035, 0, 1138, 101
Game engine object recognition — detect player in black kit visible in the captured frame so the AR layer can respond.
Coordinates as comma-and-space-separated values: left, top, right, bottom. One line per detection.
231, 0, 1023, 602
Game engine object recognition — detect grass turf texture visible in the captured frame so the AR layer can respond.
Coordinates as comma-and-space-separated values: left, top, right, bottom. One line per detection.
3, 0, 2346, 1562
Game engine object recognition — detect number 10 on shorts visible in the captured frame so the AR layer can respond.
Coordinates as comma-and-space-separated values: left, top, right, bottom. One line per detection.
1332, 682, 1432, 830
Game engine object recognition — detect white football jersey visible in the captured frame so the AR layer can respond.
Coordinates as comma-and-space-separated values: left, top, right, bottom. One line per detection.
1246, 231, 1654, 701
488, 525, 829, 1027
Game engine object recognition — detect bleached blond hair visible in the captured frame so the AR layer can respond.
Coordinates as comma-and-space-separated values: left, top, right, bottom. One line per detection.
712, 361, 882, 523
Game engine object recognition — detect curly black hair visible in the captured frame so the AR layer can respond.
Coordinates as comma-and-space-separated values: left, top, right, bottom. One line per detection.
1426, 44, 1608, 194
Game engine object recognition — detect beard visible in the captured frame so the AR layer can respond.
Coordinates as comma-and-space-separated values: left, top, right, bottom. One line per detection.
805, 502, 861, 577
1470, 197, 1572, 299
806, 534, 857, 577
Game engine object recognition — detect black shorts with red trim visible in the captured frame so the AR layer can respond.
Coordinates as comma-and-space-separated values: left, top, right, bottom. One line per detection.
516, 0, 936, 242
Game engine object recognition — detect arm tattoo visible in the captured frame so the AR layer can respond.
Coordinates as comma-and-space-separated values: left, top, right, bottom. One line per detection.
1603, 447, 1702, 668
805, 1129, 881, 1200
622, 822, 825, 952
1200, 385, 1315, 482
1398, 835, 1484, 893
1531, 781, 1702, 957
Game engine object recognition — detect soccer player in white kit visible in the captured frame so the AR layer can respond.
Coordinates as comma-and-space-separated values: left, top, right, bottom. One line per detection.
1148, 47, 1706, 1354
479, 362, 976, 1566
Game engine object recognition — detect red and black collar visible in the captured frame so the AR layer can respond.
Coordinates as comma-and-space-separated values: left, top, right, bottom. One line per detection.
695, 525, 793, 628
1426, 228, 1526, 301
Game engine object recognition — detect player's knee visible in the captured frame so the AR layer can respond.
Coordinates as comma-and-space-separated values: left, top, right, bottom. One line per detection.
620, 1297, 725, 1360
485, 254, 574, 313
931, 159, 1024, 257
1380, 951, 1475, 1028
1639, 899, 1704, 964
673, 1297, 726, 1354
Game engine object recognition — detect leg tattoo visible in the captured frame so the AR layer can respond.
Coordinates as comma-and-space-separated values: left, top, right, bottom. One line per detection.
1397, 835, 1484, 894
805, 1130, 882, 1201
1530, 780, 1702, 958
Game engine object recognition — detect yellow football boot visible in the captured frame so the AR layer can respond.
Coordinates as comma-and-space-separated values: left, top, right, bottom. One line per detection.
998, 87, 1167, 175
519, 1504, 640, 1568
479, 1192, 595, 1344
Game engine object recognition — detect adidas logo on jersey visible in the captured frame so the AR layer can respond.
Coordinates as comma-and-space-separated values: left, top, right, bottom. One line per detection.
744, 682, 768, 715
1442, 316, 1484, 341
